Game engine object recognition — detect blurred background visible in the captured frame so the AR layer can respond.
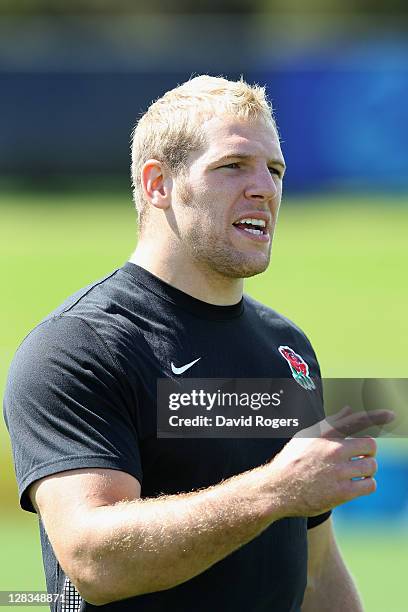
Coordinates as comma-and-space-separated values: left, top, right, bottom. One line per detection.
1, 1, 407, 610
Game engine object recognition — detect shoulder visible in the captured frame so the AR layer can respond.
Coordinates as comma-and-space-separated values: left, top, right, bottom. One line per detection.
7, 267, 145, 392
19, 266, 147, 361
243, 294, 311, 342
41, 268, 123, 321
5, 316, 121, 407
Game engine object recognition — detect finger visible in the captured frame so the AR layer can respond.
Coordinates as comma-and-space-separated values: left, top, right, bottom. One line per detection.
331, 405, 354, 421
349, 476, 377, 498
313, 408, 353, 437
325, 405, 353, 428
326, 410, 395, 438
342, 436, 377, 458
347, 457, 378, 479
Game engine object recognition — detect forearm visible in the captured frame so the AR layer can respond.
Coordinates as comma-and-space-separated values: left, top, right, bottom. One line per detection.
41, 414, 386, 605
73, 463, 283, 605
302, 545, 363, 612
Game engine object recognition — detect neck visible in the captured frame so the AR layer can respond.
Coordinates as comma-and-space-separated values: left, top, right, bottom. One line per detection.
130, 241, 243, 306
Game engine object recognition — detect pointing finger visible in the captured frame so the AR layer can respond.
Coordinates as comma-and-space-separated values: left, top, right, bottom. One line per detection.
328, 405, 353, 423
324, 410, 395, 438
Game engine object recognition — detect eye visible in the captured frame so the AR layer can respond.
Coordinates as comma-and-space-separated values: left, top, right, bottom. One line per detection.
268, 167, 282, 177
221, 162, 241, 169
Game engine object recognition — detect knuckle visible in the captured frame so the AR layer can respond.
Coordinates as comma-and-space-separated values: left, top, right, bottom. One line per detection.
357, 456, 377, 471
358, 458, 375, 476
365, 477, 377, 494
356, 477, 376, 497
368, 457, 378, 474
369, 438, 377, 455
367, 437, 377, 455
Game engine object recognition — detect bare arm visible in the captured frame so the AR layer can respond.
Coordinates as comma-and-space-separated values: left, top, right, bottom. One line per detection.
302, 518, 363, 612
32, 464, 284, 605
31, 409, 390, 606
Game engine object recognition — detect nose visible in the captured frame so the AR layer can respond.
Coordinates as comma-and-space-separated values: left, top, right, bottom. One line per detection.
244, 168, 278, 202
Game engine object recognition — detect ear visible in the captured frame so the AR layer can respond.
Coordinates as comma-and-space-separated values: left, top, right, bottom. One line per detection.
141, 159, 172, 210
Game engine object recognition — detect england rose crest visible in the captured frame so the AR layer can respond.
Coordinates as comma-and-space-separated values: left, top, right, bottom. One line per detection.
278, 345, 316, 391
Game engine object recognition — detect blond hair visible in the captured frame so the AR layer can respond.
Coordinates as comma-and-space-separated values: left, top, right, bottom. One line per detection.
130, 75, 276, 228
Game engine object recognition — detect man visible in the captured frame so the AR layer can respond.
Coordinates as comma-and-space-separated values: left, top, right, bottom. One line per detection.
4, 75, 392, 611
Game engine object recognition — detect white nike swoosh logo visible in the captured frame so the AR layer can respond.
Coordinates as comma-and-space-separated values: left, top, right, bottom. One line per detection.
171, 357, 202, 375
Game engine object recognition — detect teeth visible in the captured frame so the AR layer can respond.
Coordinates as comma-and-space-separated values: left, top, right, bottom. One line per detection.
237, 218, 266, 228
243, 227, 262, 235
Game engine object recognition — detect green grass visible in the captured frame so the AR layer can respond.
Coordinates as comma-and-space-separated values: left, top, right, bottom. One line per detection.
335, 525, 408, 612
1, 189, 408, 610
0, 515, 47, 612
2, 191, 408, 379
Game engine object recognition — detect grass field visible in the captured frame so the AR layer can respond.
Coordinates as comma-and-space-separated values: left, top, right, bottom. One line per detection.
1, 189, 408, 610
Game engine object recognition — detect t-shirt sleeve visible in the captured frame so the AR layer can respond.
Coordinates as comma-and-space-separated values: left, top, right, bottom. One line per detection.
307, 511, 332, 529
3, 315, 143, 513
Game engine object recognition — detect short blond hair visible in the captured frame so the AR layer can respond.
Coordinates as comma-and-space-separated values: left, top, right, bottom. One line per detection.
130, 75, 277, 228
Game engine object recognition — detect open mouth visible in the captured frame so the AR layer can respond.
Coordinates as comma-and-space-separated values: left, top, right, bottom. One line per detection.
232, 217, 269, 239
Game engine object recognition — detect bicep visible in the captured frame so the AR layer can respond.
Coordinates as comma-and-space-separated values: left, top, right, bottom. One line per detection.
30, 468, 141, 570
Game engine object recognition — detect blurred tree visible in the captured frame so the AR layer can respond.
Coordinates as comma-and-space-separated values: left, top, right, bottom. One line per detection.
1, 0, 408, 14
258, 0, 408, 14
0, 0, 254, 15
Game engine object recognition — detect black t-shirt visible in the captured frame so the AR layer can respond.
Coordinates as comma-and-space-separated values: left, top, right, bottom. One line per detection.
4, 262, 330, 612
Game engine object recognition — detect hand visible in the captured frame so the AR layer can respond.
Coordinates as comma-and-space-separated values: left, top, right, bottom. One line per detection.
267, 406, 395, 517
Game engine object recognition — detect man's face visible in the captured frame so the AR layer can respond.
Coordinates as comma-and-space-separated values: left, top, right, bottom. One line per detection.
170, 115, 285, 279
